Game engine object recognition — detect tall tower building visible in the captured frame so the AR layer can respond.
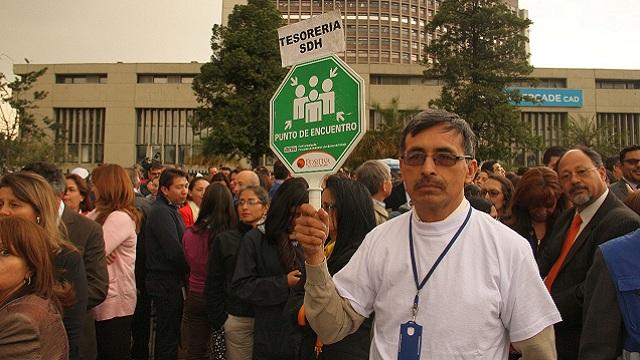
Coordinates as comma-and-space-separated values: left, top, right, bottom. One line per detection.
222, 0, 523, 65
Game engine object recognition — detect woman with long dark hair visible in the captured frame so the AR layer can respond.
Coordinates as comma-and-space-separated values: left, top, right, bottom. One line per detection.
232, 178, 308, 360
205, 185, 269, 360
88, 164, 140, 360
289, 175, 376, 360
0, 217, 75, 359
506, 167, 563, 259
179, 177, 211, 226
182, 183, 237, 359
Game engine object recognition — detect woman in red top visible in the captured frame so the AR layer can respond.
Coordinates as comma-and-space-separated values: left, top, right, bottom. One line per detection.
179, 177, 210, 226
182, 183, 237, 359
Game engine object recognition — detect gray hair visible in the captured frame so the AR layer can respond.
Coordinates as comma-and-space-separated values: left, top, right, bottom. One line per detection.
354, 160, 391, 196
400, 109, 476, 158
558, 145, 603, 169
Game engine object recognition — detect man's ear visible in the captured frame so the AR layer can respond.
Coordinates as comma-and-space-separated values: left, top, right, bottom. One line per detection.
598, 165, 607, 182
382, 179, 393, 196
466, 160, 479, 184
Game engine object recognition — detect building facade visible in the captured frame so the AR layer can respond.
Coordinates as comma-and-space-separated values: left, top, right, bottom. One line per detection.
223, 0, 525, 66
13, 62, 640, 170
9, 1, 640, 170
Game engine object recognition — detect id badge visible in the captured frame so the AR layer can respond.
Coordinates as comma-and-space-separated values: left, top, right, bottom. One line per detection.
398, 321, 423, 360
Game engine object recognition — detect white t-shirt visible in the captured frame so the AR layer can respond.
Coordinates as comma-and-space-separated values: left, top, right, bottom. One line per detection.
333, 200, 561, 359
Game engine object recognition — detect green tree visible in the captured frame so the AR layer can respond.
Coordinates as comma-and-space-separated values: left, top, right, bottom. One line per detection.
567, 114, 617, 158
1, 68, 57, 172
346, 98, 419, 168
192, 0, 285, 168
423, 0, 539, 163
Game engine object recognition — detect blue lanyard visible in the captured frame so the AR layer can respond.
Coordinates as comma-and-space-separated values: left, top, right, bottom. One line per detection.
409, 206, 472, 320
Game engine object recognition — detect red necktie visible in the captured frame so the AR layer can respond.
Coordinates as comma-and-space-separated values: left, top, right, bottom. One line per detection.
544, 214, 583, 290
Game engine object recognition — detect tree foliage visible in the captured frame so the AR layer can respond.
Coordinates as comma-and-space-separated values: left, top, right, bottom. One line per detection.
423, 0, 539, 162
567, 114, 617, 159
1, 68, 57, 172
192, 0, 286, 167
346, 98, 418, 168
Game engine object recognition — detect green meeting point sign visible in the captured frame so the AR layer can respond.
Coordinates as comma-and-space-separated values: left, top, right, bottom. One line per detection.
270, 54, 366, 207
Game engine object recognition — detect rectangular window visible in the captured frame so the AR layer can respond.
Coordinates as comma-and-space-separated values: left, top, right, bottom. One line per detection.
136, 108, 201, 165
137, 74, 199, 84
596, 79, 640, 89
370, 75, 425, 85
54, 108, 106, 164
153, 76, 168, 84
510, 78, 567, 88
597, 113, 640, 149
56, 74, 107, 84
519, 112, 568, 166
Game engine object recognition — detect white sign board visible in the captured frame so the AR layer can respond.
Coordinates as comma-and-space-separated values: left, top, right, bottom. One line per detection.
277, 10, 346, 68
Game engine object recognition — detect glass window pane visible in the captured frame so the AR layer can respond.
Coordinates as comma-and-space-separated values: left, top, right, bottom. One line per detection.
94, 145, 104, 163
137, 145, 148, 164
151, 145, 162, 162
138, 75, 153, 83
81, 145, 92, 163
68, 144, 79, 162
179, 145, 190, 164
164, 145, 176, 164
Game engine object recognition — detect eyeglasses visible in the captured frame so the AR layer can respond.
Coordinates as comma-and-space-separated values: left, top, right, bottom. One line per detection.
321, 202, 336, 211
481, 189, 501, 197
559, 167, 597, 183
623, 158, 640, 166
401, 151, 472, 167
237, 199, 262, 206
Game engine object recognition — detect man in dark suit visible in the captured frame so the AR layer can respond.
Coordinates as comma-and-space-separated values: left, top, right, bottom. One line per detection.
538, 146, 640, 360
610, 145, 640, 201
23, 162, 108, 360
145, 168, 190, 360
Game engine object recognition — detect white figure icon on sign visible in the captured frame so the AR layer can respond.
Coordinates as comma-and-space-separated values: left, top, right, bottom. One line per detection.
319, 78, 335, 115
293, 84, 307, 120
290, 69, 338, 124
305, 89, 322, 123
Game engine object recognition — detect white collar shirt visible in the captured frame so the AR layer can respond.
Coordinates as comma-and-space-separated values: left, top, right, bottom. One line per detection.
576, 188, 609, 237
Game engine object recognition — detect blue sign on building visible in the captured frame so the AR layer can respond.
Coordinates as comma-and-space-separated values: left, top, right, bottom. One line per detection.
509, 88, 583, 108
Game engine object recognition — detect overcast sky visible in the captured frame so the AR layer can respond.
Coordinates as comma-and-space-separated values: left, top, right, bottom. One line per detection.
1, 0, 639, 81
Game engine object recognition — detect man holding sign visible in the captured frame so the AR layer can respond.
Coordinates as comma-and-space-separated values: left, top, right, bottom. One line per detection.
294, 110, 561, 359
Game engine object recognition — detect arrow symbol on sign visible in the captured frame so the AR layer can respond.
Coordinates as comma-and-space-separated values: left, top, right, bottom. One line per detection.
336, 112, 344, 121
329, 68, 338, 78
290, 77, 298, 86
285, 120, 292, 130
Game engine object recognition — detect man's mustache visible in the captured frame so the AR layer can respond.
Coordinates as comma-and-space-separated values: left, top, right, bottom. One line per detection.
413, 176, 446, 190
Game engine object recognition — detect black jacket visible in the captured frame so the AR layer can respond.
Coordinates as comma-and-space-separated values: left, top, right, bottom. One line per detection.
231, 228, 301, 360
134, 195, 152, 292
286, 243, 372, 360
145, 194, 188, 288
204, 224, 254, 329
55, 247, 87, 360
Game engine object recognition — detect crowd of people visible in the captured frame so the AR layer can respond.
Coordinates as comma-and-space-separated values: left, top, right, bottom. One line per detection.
1, 109, 639, 359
